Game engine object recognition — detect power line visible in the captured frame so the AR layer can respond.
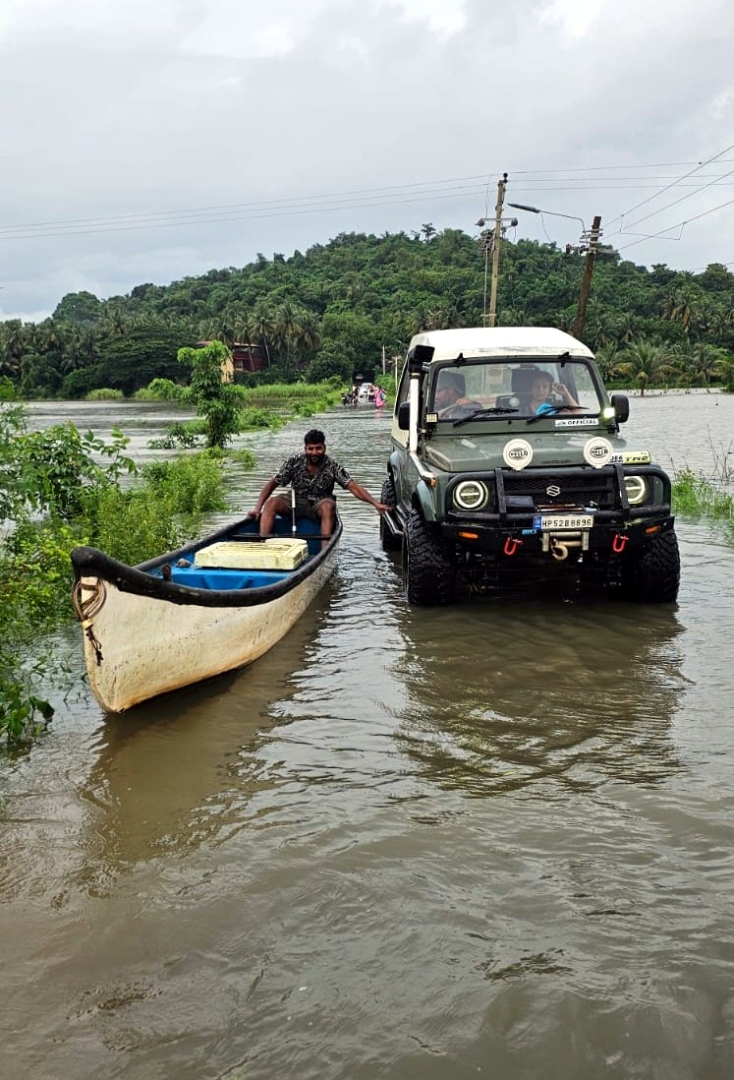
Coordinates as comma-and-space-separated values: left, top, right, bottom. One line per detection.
4, 159, 734, 239
616, 195, 734, 252
5, 179, 734, 243
3, 158, 734, 248
605, 143, 734, 229
607, 164, 734, 240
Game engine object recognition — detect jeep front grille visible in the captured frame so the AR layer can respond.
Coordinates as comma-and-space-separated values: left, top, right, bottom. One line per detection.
501, 469, 617, 508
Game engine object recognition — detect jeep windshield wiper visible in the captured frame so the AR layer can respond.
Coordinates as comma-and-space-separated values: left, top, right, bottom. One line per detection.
525, 405, 581, 425
452, 407, 519, 427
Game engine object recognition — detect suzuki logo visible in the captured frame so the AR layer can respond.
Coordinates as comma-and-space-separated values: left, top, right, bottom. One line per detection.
546, 484, 561, 497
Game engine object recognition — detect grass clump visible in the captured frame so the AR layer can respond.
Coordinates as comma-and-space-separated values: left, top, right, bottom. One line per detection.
672, 469, 734, 521
85, 388, 125, 401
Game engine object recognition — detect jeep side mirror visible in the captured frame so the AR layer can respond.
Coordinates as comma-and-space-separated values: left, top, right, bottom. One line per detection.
397, 401, 411, 430
611, 393, 629, 424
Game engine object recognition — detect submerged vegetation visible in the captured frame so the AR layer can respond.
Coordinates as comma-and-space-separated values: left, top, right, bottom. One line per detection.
0, 406, 236, 749
672, 471, 734, 525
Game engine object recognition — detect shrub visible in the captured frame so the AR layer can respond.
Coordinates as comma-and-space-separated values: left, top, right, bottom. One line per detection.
85, 388, 125, 401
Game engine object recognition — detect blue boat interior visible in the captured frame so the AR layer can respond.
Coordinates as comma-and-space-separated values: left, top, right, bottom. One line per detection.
150, 517, 324, 591
167, 567, 291, 590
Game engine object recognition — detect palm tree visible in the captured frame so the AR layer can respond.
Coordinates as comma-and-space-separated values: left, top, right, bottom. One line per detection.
296, 310, 322, 357
251, 302, 275, 368
662, 287, 701, 337
233, 311, 258, 369
588, 310, 618, 350
0, 336, 19, 377
595, 342, 621, 383
617, 312, 637, 346
687, 343, 725, 387
100, 304, 128, 338
4, 320, 27, 364
62, 328, 100, 372
272, 300, 303, 377
616, 340, 672, 396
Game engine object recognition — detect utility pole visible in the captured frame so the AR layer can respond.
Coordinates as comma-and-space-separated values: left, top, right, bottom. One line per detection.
572, 215, 602, 340
487, 174, 508, 327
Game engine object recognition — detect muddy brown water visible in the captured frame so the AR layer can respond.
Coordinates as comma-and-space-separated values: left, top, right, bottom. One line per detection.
2, 393, 734, 1079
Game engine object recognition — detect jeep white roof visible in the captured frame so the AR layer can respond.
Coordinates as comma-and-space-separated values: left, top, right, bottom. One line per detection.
409, 327, 595, 362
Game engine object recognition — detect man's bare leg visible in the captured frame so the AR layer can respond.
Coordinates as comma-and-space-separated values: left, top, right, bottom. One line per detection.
315, 499, 336, 549
259, 495, 289, 536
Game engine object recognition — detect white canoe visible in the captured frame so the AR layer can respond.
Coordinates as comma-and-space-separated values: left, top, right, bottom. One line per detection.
70, 514, 341, 713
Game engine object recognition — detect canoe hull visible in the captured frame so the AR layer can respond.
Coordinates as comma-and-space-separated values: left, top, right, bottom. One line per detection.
72, 516, 340, 713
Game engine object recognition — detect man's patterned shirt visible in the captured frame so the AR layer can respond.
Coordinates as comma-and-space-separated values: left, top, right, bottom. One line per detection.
273, 454, 352, 502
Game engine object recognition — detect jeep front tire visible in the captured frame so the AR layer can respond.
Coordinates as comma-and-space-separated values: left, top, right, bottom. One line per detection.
403, 508, 457, 605
621, 530, 680, 603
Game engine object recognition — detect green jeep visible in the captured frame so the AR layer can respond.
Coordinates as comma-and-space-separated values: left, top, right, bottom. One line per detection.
380, 327, 680, 605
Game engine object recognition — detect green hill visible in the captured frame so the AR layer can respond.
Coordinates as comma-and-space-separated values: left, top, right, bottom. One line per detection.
2, 229, 733, 397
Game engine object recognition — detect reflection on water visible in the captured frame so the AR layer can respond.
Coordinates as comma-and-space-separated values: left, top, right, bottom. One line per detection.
395, 598, 686, 795
2, 398, 734, 1080
76, 587, 337, 879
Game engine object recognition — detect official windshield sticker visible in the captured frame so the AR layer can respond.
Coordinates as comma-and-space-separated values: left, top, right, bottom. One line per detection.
583, 437, 614, 469
502, 438, 533, 470
554, 417, 598, 427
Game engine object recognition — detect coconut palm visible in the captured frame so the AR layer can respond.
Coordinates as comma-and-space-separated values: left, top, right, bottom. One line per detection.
662, 286, 701, 337
594, 342, 621, 383
100, 305, 128, 338
616, 339, 672, 396
251, 302, 275, 368
686, 343, 725, 386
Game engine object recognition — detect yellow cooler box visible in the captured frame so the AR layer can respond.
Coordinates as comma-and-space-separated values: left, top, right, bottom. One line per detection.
194, 538, 309, 571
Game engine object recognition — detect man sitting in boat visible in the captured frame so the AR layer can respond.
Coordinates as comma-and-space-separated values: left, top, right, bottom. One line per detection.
249, 428, 389, 541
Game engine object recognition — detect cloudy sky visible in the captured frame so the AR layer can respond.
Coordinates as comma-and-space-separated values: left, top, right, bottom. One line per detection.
2, 0, 733, 319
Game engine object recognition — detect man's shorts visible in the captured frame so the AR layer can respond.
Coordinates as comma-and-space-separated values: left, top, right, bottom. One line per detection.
278, 495, 336, 521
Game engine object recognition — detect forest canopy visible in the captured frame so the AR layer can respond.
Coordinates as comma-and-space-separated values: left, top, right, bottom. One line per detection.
2, 228, 734, 396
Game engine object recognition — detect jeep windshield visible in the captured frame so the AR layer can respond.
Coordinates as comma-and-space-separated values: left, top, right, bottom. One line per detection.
429, 358, 604, 421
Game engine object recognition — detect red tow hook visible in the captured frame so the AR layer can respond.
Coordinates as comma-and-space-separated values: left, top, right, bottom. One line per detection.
612, 533, 629, 553
504, 536, 523, 556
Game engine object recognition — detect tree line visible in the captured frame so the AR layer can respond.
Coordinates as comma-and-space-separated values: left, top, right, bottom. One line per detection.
2, 228, 734, 398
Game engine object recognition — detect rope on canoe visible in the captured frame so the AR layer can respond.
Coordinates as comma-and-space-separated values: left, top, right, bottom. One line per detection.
71, 579, 107, 666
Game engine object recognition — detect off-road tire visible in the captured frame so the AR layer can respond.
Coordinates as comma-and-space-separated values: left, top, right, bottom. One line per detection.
622, 529, 680, 603
379, 476, 402, 552
403, 508, 457, 605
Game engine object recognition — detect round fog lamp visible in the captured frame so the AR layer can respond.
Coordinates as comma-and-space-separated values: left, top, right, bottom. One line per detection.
624, 475, 648, 505
454, 480, 489, 511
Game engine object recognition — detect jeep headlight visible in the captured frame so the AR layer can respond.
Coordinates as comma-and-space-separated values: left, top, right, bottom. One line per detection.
454, 480, 489, 511
624, 475, 648, 505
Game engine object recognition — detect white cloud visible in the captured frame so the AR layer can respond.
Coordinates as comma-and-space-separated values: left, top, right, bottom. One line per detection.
1, 0, 734, 318
540, 0, 608, 38
387, 0, 468, 34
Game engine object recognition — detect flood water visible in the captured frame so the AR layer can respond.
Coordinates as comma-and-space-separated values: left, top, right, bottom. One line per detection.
2, 392, 734, 1079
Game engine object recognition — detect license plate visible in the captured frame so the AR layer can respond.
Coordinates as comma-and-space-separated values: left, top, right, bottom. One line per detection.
534, 514, 594, 531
